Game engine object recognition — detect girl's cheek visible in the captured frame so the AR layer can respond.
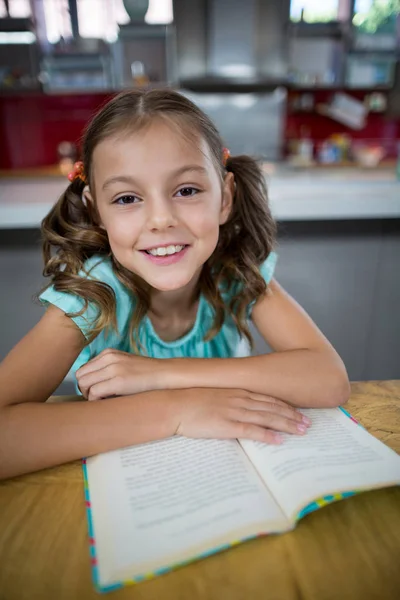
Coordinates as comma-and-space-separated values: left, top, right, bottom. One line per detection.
198, 216, 222, 238
185, 203, 218, 226
108, 214, 140, 236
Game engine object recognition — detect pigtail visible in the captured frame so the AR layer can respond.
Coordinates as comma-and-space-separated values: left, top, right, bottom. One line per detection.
40, 178, 117, 342
206, 155, 277, 347
42, 178, 108, 272
223, 154, 276, 265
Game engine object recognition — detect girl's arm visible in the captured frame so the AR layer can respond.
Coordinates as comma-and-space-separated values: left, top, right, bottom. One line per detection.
0, 306, 176, 479
0, 305, 307, 480
166, 279, 350, 408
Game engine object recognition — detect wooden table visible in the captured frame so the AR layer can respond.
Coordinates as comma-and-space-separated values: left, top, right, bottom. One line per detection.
1, 381, 400, 600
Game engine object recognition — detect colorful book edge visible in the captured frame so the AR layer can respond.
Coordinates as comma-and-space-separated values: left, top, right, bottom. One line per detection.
81, 407, 362, 593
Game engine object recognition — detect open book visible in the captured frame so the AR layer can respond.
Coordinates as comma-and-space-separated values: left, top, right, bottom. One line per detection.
83, 407, 400, 592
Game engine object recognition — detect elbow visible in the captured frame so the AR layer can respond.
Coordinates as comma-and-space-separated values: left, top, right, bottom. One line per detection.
323, 365, 351, 408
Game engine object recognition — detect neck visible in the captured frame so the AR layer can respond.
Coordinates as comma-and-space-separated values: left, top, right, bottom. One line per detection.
149, 271, 201, 320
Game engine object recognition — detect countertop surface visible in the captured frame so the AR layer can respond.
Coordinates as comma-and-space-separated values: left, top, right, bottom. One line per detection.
0, 164, 399, 228
0, 380, 399, 600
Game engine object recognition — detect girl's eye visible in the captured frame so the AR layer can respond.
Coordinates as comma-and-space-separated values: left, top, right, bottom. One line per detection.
114, 195, 139, 205
176, 187, 200, 198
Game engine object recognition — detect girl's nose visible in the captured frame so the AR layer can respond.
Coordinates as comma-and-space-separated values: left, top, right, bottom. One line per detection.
146, 196, 178, 231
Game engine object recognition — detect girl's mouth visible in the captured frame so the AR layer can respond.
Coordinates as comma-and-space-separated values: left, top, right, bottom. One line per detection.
140, 245, 189, 266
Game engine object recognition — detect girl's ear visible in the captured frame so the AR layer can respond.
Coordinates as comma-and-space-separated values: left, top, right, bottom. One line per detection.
219, 172, 235, 225
83, 186, 105, 229
82, 185, 93, 207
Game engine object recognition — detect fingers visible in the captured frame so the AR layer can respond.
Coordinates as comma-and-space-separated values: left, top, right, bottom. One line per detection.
87, 380, 121, 401
223, 391, 312, 438
242, 392, 301, 413
76, 349, 131, 397
76, 358, 108, 381
241, 397, 309, 425
229, 390, 311, 426
76, 349, 124, 378
232, 407, 309, 436
76, 355, 124, 397
243, 392, 290, 407
78, 363, 117, 393
176, 389, 312, 443
229, 390, 297, 411
214, 421, 283, 445
92, 348, 123, 362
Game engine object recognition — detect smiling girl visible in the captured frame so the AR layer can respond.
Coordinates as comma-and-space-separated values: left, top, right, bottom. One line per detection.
0, 89, 350, 479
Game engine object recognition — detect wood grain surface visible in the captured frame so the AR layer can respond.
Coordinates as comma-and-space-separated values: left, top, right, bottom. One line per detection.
0, 381, 399, 600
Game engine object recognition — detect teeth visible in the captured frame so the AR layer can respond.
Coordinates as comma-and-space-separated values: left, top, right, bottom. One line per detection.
148, 244, 185, 256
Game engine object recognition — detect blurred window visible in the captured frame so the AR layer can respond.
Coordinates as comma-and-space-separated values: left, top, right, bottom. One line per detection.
43, 0, 72, 43
145, 0, 173, 24
290, 0, 341, 22
353, 0, 399, 34
41, 0, 173, 44
76, 0, 127, 41
0, 0, 31, 17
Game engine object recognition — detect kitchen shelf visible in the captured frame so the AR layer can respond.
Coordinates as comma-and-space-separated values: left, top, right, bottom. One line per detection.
287, 21, 346, 38
288, 84, 392, 91
179, 76, 289, 93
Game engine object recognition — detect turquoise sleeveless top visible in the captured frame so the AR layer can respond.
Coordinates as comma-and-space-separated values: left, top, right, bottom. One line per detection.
39, 252, 277, 380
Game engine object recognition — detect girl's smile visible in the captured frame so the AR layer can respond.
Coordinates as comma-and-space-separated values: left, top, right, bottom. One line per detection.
140, 243, 190, 266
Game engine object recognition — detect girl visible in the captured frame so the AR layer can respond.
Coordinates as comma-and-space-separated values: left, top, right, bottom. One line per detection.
0, 89, 349, 480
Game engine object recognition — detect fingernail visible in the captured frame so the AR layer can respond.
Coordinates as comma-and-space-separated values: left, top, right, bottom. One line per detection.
272, 434, 283, 444
297, 424, 307, 434
302, 415, 312, 426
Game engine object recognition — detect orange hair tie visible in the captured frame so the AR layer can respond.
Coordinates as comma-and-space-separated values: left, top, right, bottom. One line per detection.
222, 147, 231, 167
67, 161, 85, 183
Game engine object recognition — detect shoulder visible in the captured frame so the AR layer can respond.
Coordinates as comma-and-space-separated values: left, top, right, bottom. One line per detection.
219, 251, 278, 309
39, 254, 133, 339
258, 251, 278, 284
245, 251, 278, 317
41, 254, 128, 300
81, 254, 134, 315
80, 255, 122, 289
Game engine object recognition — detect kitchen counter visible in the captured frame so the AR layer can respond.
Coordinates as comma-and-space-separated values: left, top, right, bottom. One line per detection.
266, 164, 399, 221
0, 165, 399, 228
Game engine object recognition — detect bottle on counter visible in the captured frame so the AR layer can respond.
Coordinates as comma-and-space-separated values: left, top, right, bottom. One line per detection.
131, 61, 150, 88
330, 133, 352, 163
297, 126, 314, 164
318, 140, 339, 164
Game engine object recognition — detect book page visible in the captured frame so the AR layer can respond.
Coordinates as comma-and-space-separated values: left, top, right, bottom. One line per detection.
86, 436, 289, 587
240, 408, 400, 521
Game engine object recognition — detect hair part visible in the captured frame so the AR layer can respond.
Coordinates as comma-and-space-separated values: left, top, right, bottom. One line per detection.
41, 89, 276, 351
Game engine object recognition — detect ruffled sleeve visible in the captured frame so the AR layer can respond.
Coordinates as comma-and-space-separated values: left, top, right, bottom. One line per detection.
247, 251, 278, 317
39, 256, 119, 340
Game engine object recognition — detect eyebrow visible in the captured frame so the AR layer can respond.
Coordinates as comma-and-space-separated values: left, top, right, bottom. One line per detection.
101, 165, 208, 191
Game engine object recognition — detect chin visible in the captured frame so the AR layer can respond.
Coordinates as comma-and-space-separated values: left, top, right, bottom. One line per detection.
147, 272, 195, 292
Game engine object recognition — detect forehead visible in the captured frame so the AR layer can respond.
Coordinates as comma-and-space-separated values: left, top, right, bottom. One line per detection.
93, 118, 215, 176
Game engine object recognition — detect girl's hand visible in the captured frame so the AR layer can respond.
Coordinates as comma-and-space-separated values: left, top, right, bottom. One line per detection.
76, 349, 165, 400
173, 388, 311, 443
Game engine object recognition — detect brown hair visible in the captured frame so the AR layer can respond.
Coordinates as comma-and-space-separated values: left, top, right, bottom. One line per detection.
41, 89, 276, 351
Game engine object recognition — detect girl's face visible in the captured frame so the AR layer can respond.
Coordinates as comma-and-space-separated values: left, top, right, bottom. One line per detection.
88, 120, 234, 292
